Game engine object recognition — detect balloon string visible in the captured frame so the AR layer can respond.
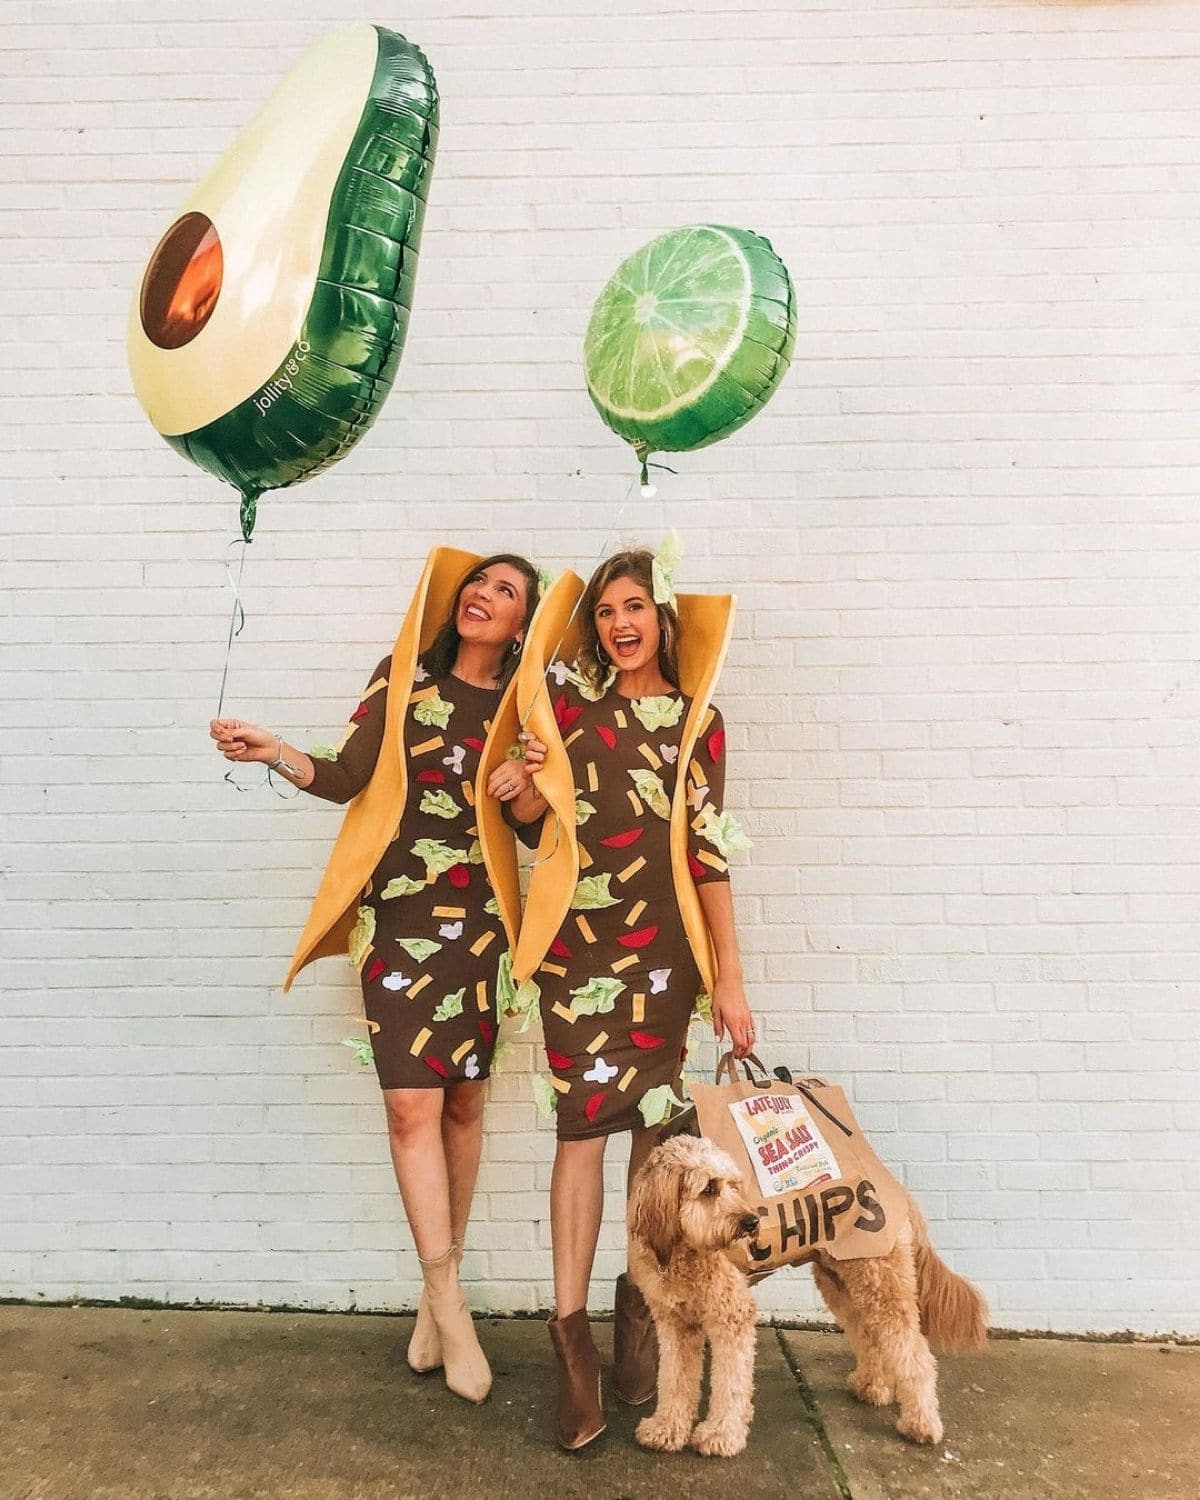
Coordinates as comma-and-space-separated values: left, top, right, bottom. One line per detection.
215, 534, 298, 799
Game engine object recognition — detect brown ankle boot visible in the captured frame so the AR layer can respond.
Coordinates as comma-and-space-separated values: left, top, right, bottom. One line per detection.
612, 1272, 658, 1406
547, 1309, 606, 1450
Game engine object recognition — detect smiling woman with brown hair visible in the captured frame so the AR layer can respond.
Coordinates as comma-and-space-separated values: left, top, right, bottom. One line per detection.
209, 549, 546, 1407
495, 542, 755, 1450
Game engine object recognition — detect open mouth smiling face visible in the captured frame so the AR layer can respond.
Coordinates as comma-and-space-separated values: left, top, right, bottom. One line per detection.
595, 579, 661, 673
456, 564, 528, 647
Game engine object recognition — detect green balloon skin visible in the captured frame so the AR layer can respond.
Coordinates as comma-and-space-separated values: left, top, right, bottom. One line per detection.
587, 226, 796, 463
166, 29, 437, 538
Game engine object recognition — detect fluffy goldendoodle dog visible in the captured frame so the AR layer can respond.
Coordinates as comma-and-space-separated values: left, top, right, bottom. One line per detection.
629, 1135, 987, 1454
627, 1135, 764, 1457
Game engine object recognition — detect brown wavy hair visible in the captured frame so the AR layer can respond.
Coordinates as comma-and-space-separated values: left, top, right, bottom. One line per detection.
577, 548, 681, 692
419, 553, 540, 689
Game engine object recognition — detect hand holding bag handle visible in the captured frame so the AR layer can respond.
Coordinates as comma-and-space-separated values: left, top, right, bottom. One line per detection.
713, 1049, 854, 1138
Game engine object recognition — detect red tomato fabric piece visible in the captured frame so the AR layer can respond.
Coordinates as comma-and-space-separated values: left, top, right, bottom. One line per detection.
447, 863, 470, 890
416, 768, 445, 783
554, 694, 583, 732
545, 1048, 574, 1071
629, 1030, 665, 1049
463, 736, 485, 752
600, 827, 644, 849
479, 1017, 496, 1045
595, 724, 617, 750
688, 852, 706, 879
350, 702, 370, 722
365, 957, 385, 983
425, 1055, 448, 1078
549, 936, 574, 959
617, 924, 660, 949
584, 1092, 606, 1124
708, 727, 725, 762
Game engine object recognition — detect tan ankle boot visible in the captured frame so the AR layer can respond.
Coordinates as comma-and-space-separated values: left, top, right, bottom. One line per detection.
612, 1271, 658, 1406
547, 1308, 606, 1450
418, 1245, 491, 1403
407, 1241, 461, 1373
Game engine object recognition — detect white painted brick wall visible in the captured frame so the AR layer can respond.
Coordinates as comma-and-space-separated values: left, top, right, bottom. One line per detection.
2, 0, 1199, 1334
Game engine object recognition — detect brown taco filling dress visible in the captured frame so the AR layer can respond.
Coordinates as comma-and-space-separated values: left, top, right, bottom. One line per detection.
534, 665, 731, 1140
305, 657, 505, 1089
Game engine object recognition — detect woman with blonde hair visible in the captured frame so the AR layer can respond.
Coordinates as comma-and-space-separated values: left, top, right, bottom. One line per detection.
211, 548, 548, 1405
496, 541, 754, 1448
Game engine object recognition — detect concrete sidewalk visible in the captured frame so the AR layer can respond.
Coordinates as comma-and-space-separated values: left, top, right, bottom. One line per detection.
3, 1305, 1197, 1500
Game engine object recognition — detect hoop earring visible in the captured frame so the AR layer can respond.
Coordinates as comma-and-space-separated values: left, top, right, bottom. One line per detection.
596, 645, 610, 667
511, 638, 523, 656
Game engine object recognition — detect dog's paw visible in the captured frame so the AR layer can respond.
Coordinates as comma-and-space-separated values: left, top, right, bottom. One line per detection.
636, 1414, 692, 1452
848, 1367, 893, 1407
690, 1419, 748, 1458
896, 1411, 943, 1446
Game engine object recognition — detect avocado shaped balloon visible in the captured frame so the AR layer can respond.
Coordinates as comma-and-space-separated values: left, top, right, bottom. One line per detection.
128, 24, 438, 539
583, 225, 795, 476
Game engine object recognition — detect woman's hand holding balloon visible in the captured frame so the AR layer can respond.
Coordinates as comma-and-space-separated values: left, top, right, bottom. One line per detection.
209, 718, 275, 764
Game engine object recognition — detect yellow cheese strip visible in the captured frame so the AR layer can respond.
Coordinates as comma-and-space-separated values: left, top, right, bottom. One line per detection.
585, 1031, 609, 1054
461, 781, 475, 806
578, 843, 593, 870
627, 791, 643, 817
409, 684, 440, 703
613, 709, 627, 729
335, 721, 360, 753
618, 856, 646, 884
484, 718, 493, 734
625, 900, 647, 927
352, 1016, 381, 1034
408, 974, 432, 999
697, 850, 728, 872
476, 979, 489, 1011
638, 743, 662, 771
551, 1075, 571, 1094
410, 735, 444, 757
612, 953, 640, 973
470, 930, 497, 957
575, 914, 597, 944
409, 1027, 432, 1056
689, 757, 706, 786
452, 1039, 474, 1064
539, 961, 568, 978
563, 728, 583, 750
362, 675, 388, 701
586, 762, 599, 792
632, 993, 646, 1024
551, 1002, 576, 1024
700, 706, 716, 735
618, 1067, 638, 1093
433, 906, 466, 919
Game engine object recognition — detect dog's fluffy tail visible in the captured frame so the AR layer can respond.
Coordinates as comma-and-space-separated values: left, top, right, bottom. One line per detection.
909, 1202, 988, 1352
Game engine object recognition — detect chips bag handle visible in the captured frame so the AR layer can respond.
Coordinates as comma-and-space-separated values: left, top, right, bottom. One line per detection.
714, 1050, 773, 1089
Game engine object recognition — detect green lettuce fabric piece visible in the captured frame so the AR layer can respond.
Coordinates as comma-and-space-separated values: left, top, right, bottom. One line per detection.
696, 805, 753, 856
569, 976, 625, 1017
537, 566, 556, 598
342, 1036, 374, 1069
347, 905, 376, 970
532, 1073, 559, 1118
468, 839, 486, 864
419, 788, 462, 820
432, 988, 465, 1023
413, 690, 453, 729
490, 1039, 517, 1074
629, 768, 671, 820
691, 989, 714, 1026
639, 1082, 687, 1128
381, 874, 426, 900
496, 949, 541, 1031
411, 838, 467, 875
309, 745, 338, 762
574, 793, 597, 826
396, 937, 442, 962
564, 662, 614, 702
484, 896, 500, 915
631, 694, 684, 732
570, 872, 621, 910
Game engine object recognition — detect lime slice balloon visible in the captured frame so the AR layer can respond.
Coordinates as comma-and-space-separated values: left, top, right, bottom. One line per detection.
584, 224, 795, 464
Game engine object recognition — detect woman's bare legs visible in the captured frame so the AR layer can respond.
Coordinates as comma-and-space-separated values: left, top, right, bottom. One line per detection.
442, 1080, 487, 1245
383, 1088, 454, 1258
551, 1135, 608, 1315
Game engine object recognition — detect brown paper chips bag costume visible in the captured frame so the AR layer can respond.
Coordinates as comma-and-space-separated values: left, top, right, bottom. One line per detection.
690, 1054, 909, 1276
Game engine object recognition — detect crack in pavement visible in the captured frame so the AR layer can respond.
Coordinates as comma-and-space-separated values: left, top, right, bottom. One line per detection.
775, 1325, 855, 1500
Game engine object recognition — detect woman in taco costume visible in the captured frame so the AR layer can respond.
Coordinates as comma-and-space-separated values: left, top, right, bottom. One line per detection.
210, 547, 548, 1405
498, 543, 756, 1449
